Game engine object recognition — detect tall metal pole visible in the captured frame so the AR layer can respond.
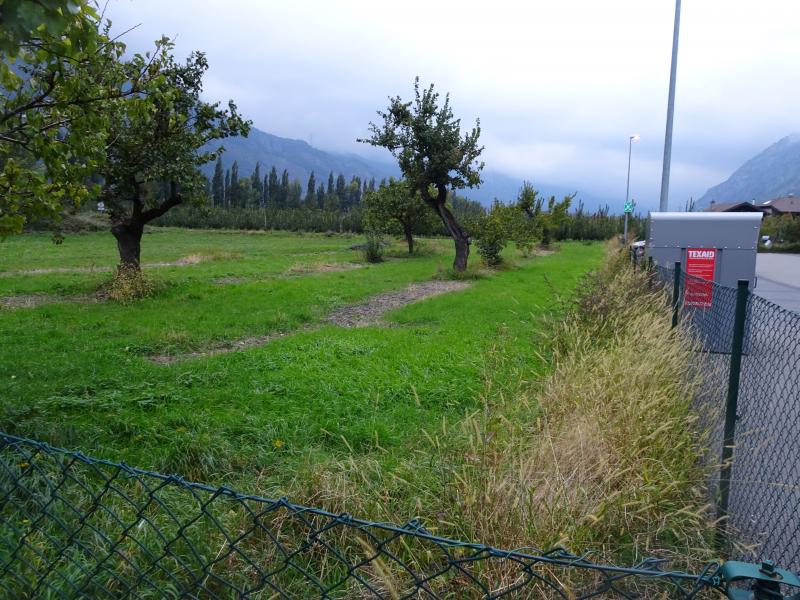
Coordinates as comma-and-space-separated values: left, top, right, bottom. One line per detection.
624, 136, 633, 240
659, 0, 682, 212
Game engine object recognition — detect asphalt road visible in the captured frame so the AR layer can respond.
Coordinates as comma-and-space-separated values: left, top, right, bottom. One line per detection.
755, 253, 800, 313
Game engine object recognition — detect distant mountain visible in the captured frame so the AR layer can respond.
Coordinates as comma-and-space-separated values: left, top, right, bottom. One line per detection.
203, 126, 605, 208
201, 127, 398, 184
697, 134, 800, 208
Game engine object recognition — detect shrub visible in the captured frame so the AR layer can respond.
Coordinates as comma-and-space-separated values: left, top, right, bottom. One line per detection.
361, 227, 384, 263
759, 241, 800, 253
468, 201, 510, 266
777, 215, 800, 243
474, 228, 506, 266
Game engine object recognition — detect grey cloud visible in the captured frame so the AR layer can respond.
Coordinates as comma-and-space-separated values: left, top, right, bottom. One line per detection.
106, 0, 800, 212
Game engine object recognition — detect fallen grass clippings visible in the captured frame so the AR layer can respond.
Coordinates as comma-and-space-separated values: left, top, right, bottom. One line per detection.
100, 268, 159, 304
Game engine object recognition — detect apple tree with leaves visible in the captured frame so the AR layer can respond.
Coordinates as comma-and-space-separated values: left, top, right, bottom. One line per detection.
0, 1, 138, 235
102, 41, 250, 270
363, 179, 438, 254
360, 78, 484, 271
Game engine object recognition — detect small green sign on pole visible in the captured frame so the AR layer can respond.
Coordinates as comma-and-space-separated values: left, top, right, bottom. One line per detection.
624, 201, 634, 214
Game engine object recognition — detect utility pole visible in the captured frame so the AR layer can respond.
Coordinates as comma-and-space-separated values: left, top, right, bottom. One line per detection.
659, 0, 682, 212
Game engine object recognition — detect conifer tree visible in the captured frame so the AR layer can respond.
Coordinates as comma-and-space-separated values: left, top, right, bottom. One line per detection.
316, 183, 325, 209
262, 174, 269, 206
211, 157, 224, 206
268, 166, 279, 206
230, 161, 240, 207
224, 169, 231, 207
327, 171, 334, 196
287, 179, 302, 208
251, 162, 262, 207
335, 173, 346, 202
305, 172, 316, 208
349, 176, 362, 207
277, 169, 289, 208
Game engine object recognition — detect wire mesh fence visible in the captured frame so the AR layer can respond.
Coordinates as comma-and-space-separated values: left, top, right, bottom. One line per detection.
649, 259, 800, 576
0, 432, 734, 599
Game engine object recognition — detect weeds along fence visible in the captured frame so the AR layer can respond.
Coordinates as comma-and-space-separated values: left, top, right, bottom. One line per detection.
645, 258, 800, 576
7, 432, 800, 599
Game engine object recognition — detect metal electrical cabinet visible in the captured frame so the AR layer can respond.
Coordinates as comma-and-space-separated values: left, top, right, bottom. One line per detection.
648, 212, 762, 288
648, 211, 762, 354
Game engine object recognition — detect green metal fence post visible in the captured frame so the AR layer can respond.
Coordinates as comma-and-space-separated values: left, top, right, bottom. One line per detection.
671, 261, 681, 329
716, 278, 750, 550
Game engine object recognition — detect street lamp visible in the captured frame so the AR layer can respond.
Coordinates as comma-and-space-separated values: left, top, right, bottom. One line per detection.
624, 134, 640, 241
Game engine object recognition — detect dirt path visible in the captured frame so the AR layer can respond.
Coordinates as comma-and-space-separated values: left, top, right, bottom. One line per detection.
150, 280, 470, 364
326, 280, 469, 327
283, 262, 363, 276
0, 294, 99, 309
0, 253, 236, 277
150, 329, 305, 365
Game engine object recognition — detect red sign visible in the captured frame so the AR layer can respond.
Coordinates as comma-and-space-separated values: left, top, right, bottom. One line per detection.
684, 247, 717, 308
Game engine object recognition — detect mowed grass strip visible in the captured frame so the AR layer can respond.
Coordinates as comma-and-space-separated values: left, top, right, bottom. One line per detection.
0, 228, 364, 296
0, 229, 602, 489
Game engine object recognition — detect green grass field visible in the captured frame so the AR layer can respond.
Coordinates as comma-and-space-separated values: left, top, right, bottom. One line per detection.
0, 229, 603, 492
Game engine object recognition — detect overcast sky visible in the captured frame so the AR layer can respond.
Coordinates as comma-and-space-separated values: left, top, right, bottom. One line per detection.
105, 0, 800, 210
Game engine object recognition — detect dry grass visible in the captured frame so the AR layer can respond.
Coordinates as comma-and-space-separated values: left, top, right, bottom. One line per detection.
448, 244, 716, 566
278, 241, 717, 597
101, 267, 159, 304
283, 262, 363, 275
151, 250, 242, 266
1, 293, 100, 309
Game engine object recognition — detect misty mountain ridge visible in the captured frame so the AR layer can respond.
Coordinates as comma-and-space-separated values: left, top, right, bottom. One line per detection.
202, 126, 606, 208
697, 134, 800, 207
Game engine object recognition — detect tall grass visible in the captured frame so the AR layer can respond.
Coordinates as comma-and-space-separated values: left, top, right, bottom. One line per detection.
452, 248, 714, 557
286, 241, 716, 592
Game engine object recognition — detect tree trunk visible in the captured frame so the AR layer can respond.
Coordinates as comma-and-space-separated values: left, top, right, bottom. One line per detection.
431, 187, 469, 271
403, 226, 414, 254
109, 181, 183, 272
111, 221, 144, 272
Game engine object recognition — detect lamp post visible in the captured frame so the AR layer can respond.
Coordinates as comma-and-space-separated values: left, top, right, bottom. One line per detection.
624, 134, 640, 241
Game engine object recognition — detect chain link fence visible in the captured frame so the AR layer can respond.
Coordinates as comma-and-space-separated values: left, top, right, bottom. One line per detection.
0, 433, 738, 599
648, 259, 800, 576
